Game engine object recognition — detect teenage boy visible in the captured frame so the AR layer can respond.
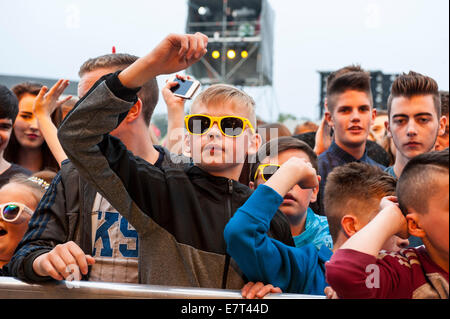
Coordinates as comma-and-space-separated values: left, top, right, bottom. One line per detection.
385, 71, 447, 179
326, 149, 449, 299
318, 67, 384, 213
224, 161, 408, 295
250, 136, 332, 250
0, 85, 31, 187
8, 52, 188, 284
383, 72, 447, 247
55, 33, 293, 289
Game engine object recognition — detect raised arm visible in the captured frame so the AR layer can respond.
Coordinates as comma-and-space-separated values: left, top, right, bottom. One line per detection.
162, 74, 189, 155
118, 33, 207, 89
325, 196, 410, 298
314, 115, 333, 155
224, 158, 328, 295
57, 33, 208, 232
338, 196, 408, 256
33, 79, 72, 166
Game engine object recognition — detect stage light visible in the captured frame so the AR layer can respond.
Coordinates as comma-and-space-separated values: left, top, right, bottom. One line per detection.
212, 50, 220, 59
198, 6, 209, 15
241, 50, 248, 58
227, 49, 236, 59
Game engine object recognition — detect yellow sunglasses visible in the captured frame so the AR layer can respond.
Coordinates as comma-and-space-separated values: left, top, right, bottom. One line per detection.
185, 114, 255, 138
253, 164, 281, 182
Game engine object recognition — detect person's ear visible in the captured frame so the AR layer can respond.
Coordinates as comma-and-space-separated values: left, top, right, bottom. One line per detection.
249, 181, 255, 190
406, 213, 426, 238
371, 108, 377, 124
309, 175, 321, 203
125, 98, 143, 123
183, 132, 192, 156
324, 98, 329, 113
325, 111, 333, 129
341, 214, 359, 238
438, 115, 447, 136
385, 120, 392, 138
247, 133, 262, 157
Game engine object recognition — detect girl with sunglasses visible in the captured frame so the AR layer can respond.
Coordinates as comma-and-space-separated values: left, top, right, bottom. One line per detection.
0, 170, 55, 275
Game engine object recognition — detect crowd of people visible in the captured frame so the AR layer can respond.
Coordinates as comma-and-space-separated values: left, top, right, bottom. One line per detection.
0, 32, 448, 299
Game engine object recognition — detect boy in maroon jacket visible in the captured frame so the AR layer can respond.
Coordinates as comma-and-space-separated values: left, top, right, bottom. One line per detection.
326, 149, 449, 299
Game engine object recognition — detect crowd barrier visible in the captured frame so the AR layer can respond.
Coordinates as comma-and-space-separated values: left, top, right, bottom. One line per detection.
0, 277, 325, 299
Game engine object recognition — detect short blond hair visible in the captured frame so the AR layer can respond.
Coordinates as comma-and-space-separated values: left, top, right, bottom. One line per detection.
191, 84, 256, 128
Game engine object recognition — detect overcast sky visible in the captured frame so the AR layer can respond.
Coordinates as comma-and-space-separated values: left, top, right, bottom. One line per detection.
0, 0, 448, 124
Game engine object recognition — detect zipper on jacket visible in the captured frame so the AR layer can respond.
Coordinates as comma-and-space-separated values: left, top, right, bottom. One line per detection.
222, 179, 234, 289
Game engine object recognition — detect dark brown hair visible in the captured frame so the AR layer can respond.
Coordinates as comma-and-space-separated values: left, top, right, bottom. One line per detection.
324, 162, 396, 243
79, 53, 159, 125
0, 84, 19, 122
250, 136, 318, 183
5, 82, 61, 172
326, 65, 366, 91
326, 68, 373, 113
387, 71, 441, 118
397, 149, 449, 215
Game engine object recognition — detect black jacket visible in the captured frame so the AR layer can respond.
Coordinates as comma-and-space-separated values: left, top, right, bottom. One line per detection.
56, 73, 293, 289
7, 145, 186, 281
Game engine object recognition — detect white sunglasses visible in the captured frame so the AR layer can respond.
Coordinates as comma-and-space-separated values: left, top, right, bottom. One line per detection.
0, 202, 33, 223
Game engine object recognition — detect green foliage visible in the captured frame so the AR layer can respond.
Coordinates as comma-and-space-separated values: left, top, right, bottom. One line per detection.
277, 112, 297, 123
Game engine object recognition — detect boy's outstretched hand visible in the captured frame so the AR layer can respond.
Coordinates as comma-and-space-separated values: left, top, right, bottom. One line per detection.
150, 33, 208, 75
119, 33, 208, 89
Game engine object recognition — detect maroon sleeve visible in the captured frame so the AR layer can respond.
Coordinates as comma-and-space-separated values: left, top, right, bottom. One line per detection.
326, 249, 414, 299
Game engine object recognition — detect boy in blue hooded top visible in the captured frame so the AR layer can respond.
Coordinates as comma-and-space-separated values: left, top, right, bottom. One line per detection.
249, 137, 332, 251
225, 159, 410, 296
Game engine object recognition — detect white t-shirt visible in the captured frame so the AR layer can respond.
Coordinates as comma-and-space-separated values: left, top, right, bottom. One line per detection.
89, 193, 139, 283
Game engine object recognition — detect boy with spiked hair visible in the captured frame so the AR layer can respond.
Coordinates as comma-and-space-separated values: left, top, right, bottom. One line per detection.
317, 66, 384, 213
385, 71, 447, 179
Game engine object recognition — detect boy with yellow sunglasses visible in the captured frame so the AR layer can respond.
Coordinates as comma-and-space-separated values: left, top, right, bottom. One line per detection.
57, 33, 293, 289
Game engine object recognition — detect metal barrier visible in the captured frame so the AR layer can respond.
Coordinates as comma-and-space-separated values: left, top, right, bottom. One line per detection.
0, 277, 324, 299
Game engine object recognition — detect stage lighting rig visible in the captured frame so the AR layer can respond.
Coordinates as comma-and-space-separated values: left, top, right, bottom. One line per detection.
186, 0, 274, 86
